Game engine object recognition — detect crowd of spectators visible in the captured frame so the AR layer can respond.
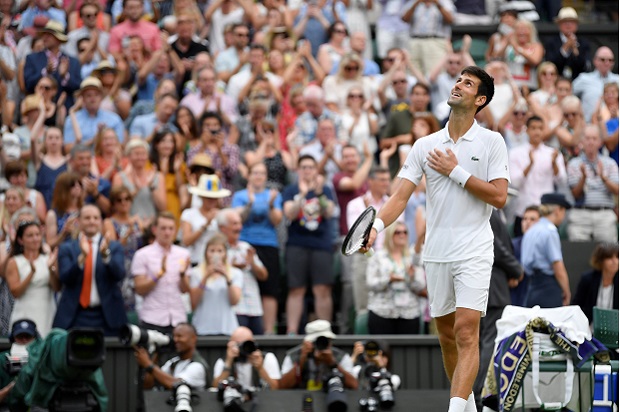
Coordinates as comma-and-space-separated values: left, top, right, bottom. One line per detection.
0, 0, 617, 345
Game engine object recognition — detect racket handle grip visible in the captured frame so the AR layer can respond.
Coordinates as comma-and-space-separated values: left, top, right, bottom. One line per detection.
364, 248, 375, 257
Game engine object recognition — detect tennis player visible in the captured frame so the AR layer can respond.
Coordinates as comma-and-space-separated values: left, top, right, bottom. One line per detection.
361, 66, 510, 412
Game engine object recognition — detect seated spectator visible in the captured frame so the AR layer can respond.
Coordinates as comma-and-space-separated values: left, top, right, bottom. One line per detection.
573, 46, 619, 122
322, 53, 375, 114
279, 320, 358, 390
135, 323, 209, 390
103, 186, 144, 313
52, 204, 127, 336
5, 221, 59, 337
113, 139, 167, 223
150, 128, 188, 224
341, 86, 378, 154
3, 161, 46, 224
566, 124, 619, 242
189, 233, 243, 336
572, 242, 619, 323
528, 76, 572, 144
236, 76, 281, 122
291, 85, 345, 148
366, 221, 426, 334
130, 94, 179, 141
107, 0, 161, 61
509, 116, 566, 237
499, 19, 544, 94
498, 98, 529, 150
45, 172, 82, 249
132, 212, 191, 335
553, 95, 585, 158
521, 193, 572, 308
63, 77, 125, 150
375, 48, 426, 114
529, 62, 559, 107
317, 22, 349, 75
544, 7, 590, 80
212, 326, 281, 389
180, 67, 238, 127
23, 21, 81, 109
185, 154, 217, 208
218, 209, 267, 335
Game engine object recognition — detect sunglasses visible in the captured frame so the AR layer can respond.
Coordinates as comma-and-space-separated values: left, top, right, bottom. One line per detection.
116, 196, 131, 203
82, 13, 96, 18
394, 230, 408, 235
348, 93, 364, 99
344, 66, 359, 72
392, 79, 407, 85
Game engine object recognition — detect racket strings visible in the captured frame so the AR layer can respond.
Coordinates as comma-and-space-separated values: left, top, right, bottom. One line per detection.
344, 212, 375, 254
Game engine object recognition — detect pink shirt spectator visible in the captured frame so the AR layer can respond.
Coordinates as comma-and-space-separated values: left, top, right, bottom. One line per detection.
108, 20, 162, 54
346, 192, 404, 251
130, 242, 190, 327
179, 91, 239, 124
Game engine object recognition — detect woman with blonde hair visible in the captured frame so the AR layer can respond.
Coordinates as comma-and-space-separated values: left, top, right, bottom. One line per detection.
501, 19, 544, 93
189, 233, 243, 335
529, 62, 559, 106
0, 188, 27, 243
92, 127, 125, 182
322, 53, 375, 113
365, 221, 426, 334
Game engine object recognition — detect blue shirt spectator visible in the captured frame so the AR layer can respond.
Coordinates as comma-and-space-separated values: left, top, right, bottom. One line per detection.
19, 7, 67, 31
521, 217, 563, 277
232, 189, 282, 248
129, 112, 178, 139
294, 1, 347, 57
63, 109, 125, 145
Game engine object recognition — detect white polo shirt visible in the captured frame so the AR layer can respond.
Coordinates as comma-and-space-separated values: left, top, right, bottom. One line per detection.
398, 120, 510, 263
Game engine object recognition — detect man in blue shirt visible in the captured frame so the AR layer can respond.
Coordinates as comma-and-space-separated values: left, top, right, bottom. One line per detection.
129, 93, 179, 140
63, 77, 125, 150
19, 0, 66, 31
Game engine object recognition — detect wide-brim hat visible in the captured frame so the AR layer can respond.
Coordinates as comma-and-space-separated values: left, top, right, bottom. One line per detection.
188, 174, 231, 199
79, 76, 103, 94
189, 153, 214, 169
555, 7, 579, 22
92, 60, 118, 75
38, 20, 68, 43
303, 320, 336, 342
21, 94, 42, 115
541, 192, 572, 209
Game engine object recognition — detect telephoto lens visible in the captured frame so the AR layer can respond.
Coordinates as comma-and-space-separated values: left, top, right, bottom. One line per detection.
324, 368, 347, 412
172, 382, 192, 412
301, 393, 313, 412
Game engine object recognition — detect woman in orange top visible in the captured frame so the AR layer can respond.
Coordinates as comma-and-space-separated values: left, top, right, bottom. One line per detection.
68, 1, 111, 32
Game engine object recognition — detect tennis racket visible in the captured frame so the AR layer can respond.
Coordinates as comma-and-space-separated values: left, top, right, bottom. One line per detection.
341, 206, 376, 257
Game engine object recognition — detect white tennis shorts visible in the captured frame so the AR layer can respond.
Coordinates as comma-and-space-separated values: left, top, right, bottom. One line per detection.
424, 255, 493, 318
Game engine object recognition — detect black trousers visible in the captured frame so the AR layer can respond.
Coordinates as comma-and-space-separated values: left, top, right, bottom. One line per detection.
368, 311, 420, 334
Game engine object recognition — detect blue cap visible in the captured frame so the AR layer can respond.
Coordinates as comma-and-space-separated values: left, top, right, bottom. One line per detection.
540, 193, 572, 209
10, 319, 37, 339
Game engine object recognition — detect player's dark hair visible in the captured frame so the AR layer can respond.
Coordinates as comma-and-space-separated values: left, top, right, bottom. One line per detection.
526, 115, 544, 127
461, 66, 494, 114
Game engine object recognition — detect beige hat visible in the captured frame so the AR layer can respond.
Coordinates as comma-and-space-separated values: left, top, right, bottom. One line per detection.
38, 20, 68, 43
189, 153, 214, 169
555, 7, 579, 22
21, 94, 42, 115
92, 60, 118, 75
79, 76, 103, 94
188, 174, 231, 199
303, 320, 336, 342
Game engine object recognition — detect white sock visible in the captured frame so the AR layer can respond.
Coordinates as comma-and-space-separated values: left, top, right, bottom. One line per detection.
447, 396, 468, 412
464, 392, 477, 412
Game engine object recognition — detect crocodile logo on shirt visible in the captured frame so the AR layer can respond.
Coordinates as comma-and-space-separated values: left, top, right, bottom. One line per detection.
471, 156, 480, 161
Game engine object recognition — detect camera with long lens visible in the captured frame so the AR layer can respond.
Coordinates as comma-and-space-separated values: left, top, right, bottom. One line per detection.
358, 396, 379, 411
365, 366, 394, 410
4, 344, 28, 376
323, 368, 347, 412
217, 376, 254, 412
236, 340, 258, 363
314, 336, 330, 351
119, 324, 171, 352
171, 381, 193, 412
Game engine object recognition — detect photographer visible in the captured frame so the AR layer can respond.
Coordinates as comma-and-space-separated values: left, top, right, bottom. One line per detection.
350, 340, 401, 391
212, 326, 281, 390
134, 323, 209, 390
279, 320, 358, 390
0, 320, 40, 409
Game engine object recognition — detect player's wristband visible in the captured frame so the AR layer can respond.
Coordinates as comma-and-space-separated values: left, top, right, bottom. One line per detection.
372, 218, 385, 234
449, 165, 471, 188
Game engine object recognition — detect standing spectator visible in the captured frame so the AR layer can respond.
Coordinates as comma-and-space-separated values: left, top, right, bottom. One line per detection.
501, 20, 544, 94
182, 173, 228, 266
282, 155, 335, 334
218, 209, 268, 335
19, 0, 66, 31
32, 127, 68, 209
317, 22, 349, 75
572, 243, 619, 324
566, 124, 619, 242
129, 94, 179, 140
601, 82, 619, 164
366, 221, 426, 334
0, 17, 16, 127
484, 5, 518, 62
67, 0, 111, 32
509, 116, 566, 237
573, 47, 619, 122
131, 212, 191, 335
345, 0, 373, 60
375, 0, 410, 59
510, 205, 540, 306
63, 77, 125, 149
322, 53, 375, 114
299, 118, 343, 183
175, 106, 200, 157
113, 139, 167, 222
52, 204, 127, 335
292, 85, 345, 146
204, 0, 246, 55
170, 13, 209, 88
108, 0, 161, 60
544, 7, 591, 80
231, 162, 282, 334
214, 23, 250, 83
3, 161, 46, 224
521, 193, 572, 308
5, 221, 59, 337
401, 0, 455, 76
44, 172, 82, 249
180, 67, 238, 126
189, 234, 243, 336
92, 127, 124, 183
341, 87, 378, 153
528, 62, 559, 108
333, 32, 379, 76
23, 21, 81, 109
292, 0, 346, 57
64, 3, 110, 63
68, 144, 112, 215
135, 43, 184, 103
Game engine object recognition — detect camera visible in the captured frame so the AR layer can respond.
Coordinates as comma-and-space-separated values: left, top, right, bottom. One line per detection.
172, 381, 193, 412
4, 343, 28, 376
209, 129, 221, 136
236, 340, 258, 363
365, 367, 394, 410
358, 396, 379, 411
119, 324, 171, 353
323, 368, 347, 412
315, 336, 330, 351
363, 341, 381, 358
217, 377, 254, 412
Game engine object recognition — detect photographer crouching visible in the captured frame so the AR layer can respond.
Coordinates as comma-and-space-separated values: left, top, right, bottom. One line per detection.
134, 323, 209, 391
279, 320, 358, 391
